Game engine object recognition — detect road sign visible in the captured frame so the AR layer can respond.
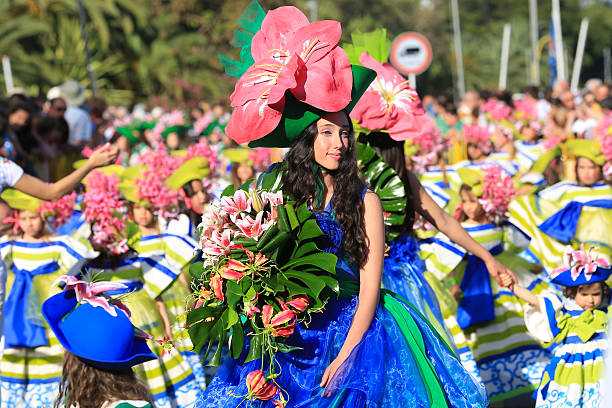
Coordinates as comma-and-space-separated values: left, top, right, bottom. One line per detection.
389, 32, 433, 76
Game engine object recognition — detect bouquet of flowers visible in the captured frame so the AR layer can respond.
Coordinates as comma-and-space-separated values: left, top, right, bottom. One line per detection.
186, 171, 338, 402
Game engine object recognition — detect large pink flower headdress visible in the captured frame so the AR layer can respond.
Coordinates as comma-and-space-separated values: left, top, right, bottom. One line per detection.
350, 53, 424, 140
221, 3, 375, 148
480, 165, 515, 220
463, 124, 492, 154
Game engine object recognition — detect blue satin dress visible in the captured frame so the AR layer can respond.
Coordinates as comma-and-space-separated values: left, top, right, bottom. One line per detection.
197, 199, 487, 407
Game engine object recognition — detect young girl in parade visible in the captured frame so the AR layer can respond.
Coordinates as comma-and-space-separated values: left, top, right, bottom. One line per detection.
42, 276, 157, 408
346, 29, 515, 353
0, 189, 97, 407
509, 138, 612, 273
424, 166, 551, 402
501, 246, 610, 407
198, 4, 487, 407
81, 168, 204, 407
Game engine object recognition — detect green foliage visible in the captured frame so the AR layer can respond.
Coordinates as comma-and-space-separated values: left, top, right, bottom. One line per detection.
0, 0, 609, 102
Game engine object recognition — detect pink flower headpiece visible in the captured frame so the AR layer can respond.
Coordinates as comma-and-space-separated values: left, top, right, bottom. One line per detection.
39, 192, 77, 229
225, 6, 353, 144
513, 98, 537, 123
595, 113, 612, 161
482, 99, 512, 122
550, 245, 610, 282
350, 52, 424, 140
2, 210, 21, 235
184, 140, 220, 173
463, 124, 492, 154
55, 275, 132, 318
135, 147, 182, 218
406, 114, 445, 172
83, 171, 129, 255
480, 165, 515, 220
193, 112, 214, 136
150, 110, 186, 144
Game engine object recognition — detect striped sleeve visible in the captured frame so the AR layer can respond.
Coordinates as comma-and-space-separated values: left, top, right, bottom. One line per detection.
161, 234, 196, 274
523, 293, 563, 343
419, 234, 466, 280
55, 235, 98, 275
140, 257, 178, 299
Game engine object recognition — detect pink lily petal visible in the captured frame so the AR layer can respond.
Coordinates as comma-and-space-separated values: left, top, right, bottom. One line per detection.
221, 267, 245, 282
596, 258, 610, 268
226, 99, 284, 145
293, 47, 352, 112
270, 310, 296, 326
251, 7, 310, 61
83, 296, 118, 317
89, 282, 128, 295
288, 20, 342, 65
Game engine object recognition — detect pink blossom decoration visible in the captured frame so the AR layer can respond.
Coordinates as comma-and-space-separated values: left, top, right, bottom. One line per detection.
55, 275, 130, 317
481, 99, 512, 122
226, 6, 353, 144
463, 124, 492, 154
550, 245, 610, 281
39, 192, 77, 229
350, 52, 424, 140
480, 165, 515, 220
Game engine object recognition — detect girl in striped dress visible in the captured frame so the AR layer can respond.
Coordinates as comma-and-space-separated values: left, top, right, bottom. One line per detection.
0, 189, 97, 407
84, 167, 205, 407
508, 139, 612, 273
428, 166, 551, 403
129, 203, 207, 391
502, 246, 610, 407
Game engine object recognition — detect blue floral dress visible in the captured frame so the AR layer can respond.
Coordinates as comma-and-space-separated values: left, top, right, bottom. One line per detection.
197, 196, 487, 407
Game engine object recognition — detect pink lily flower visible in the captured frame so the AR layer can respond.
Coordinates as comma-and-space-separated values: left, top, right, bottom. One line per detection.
220, 265, 245, 282
350, 52, 423, 141
226, 6, 352, 144
286, 295, 310, 313
220, 190, 251, 217
246, 369, 278, 401
235, 212, 265, 240
55, 275, 128, 317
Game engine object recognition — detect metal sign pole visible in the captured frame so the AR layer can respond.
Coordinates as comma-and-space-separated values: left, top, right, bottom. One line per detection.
408, 73, 417, 90
529, 0, 539, 85
499, 24, 512, 90
450, 0, 465, 99
551, 0, 566, 82
2, 56, 14, 95
570, 18, 589, 93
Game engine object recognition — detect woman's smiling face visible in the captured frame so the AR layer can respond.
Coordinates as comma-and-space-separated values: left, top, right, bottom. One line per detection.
312, 112, 350, 171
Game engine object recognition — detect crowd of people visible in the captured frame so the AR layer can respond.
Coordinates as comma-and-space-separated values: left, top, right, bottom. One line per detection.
0, 4, 611, 408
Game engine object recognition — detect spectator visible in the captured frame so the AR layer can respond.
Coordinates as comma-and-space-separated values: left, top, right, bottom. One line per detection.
48, 80, 93, 148
47, 97, 68, 119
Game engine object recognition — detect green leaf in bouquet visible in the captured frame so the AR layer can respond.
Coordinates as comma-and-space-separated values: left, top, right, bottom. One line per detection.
255, 223, 279, 251
244, 333, 264, 363
186, 306, 222, 354
275, 205, 290, 232
295, 203, 313, 224
293, 241, 320, 259
227, 307, 240, 329
284, 203, 299, 230
209, 334, 224, 366
283, 253, 338, 274
229, 323, 245, 359
297, 219, 325, 241
226, 281, 243, 308
258, 231, 290, 255
282, 270, 327, 298
221, 184, 236, 197
188, 261, 205, 280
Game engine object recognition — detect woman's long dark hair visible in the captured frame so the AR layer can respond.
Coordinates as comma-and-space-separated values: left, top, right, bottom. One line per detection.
55, 352, 153, 408
282, 114, 369, 268
358, 132, 416, 233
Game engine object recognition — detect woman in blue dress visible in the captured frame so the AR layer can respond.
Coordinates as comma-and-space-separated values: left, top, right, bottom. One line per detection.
199, 109, 488, 408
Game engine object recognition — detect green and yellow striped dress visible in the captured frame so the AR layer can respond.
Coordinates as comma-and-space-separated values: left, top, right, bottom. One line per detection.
130, 233, 207, 390
508, 181, 612, 273
0, 235, 97, 408
87, 254, 203, 408
422, 223, 552, 402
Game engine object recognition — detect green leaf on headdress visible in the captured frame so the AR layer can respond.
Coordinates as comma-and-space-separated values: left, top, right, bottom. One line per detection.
218, 0, 266, 78
344, 28, 391, 65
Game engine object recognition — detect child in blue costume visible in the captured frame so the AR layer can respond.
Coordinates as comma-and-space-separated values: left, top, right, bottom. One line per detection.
42, 278, 157, 408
